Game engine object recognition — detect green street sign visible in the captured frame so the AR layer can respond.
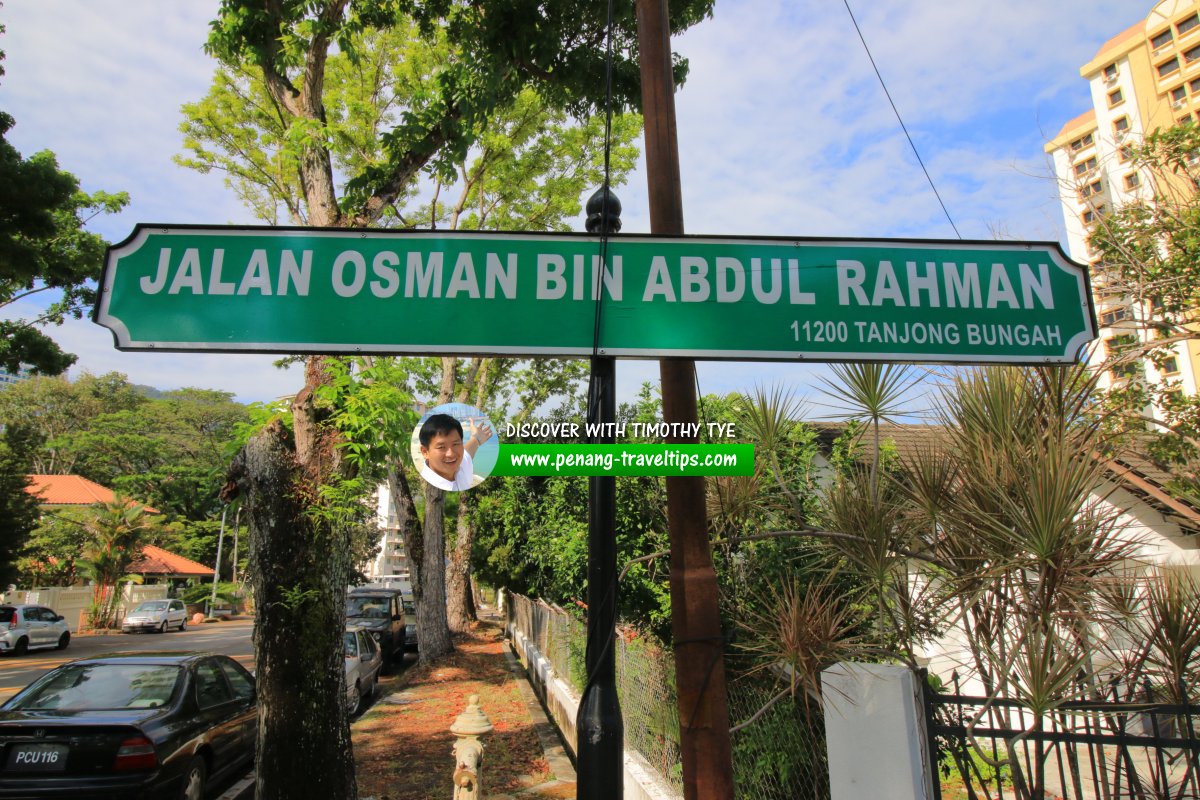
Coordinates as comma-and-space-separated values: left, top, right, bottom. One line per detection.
94, 225, 1096, 364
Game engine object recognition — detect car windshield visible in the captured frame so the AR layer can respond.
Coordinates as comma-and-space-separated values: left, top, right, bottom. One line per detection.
9, 664, 183, 711
346, 597, 390, 619
344, 632, 359, 657
134, 601, 168, 612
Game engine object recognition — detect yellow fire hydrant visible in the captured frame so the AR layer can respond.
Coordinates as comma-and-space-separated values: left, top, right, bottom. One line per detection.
450, 694, 494, 800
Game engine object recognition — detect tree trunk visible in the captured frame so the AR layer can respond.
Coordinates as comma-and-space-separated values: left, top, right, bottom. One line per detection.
413, 357, 458, 661
387, 464, 423, 605
446, 492, 476, 633
225, 414, 356, 800
418, 481, 454, 662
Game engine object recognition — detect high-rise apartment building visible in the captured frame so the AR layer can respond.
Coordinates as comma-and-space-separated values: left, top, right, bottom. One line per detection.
1046, 0, 1200, 406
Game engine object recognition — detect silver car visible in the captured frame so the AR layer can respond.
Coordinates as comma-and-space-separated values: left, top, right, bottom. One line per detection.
344, 627, 383, 716
0, 604, 71, 656
121, 599, 189, 634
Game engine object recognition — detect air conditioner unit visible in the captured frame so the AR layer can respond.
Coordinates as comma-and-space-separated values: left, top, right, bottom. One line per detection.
1105, 72, 1120, 85
1115, 129, 1129, 142
1173, 98, 1187, 109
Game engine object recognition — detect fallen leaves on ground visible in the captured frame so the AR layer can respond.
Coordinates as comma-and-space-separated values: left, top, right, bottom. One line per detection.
353, 620, 553, 800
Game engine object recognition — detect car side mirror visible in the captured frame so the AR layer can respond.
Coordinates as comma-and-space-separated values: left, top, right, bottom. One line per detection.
54, 615, 64, 622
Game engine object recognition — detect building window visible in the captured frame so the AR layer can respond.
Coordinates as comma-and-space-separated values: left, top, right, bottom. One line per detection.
1173, 85, 1189, 102
1186, 44, 1200, 63
1153, 28, 1175, 49
1119, 145, 1133, 162
1182, 114, 1196, 125
1114, 116, 1131, 133
1109, 88, 1124, 106
1179, 13, 1200, 35
1074, 156, 1098, 176
1160, 56, 1181, 77
1104, 63, 1120, 82
1100, 307, 1129, 326
1106, 334, 1141, 379
1070, 133, 1095, 152
1125, 172, 1141, 189
1082, 205, 1106, 226
1081, 179, 1103, 198
1162, 355, 1180, 374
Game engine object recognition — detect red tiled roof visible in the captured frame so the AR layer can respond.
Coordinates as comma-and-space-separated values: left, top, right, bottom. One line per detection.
26, 474, 115, 505
127, 544, 214, 578
25, 475, 158, 513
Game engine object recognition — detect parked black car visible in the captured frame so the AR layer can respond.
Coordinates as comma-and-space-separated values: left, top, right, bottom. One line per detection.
345, 587, 406, 666
0, 652, 255, 799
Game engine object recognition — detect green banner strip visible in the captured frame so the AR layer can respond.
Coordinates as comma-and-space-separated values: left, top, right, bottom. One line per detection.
492, 443, 754, 477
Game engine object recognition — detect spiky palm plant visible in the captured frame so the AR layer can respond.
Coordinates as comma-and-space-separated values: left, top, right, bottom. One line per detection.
905, 365, 1147, 800
78, 497, 159, 629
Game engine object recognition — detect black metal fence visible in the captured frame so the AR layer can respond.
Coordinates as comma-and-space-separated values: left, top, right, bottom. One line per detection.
925, 672, 1200, 800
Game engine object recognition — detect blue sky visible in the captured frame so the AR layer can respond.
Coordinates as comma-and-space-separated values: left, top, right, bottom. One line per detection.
0, 0, 1145, 410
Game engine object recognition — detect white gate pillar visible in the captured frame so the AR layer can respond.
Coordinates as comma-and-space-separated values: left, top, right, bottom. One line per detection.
821, 662, 935, 800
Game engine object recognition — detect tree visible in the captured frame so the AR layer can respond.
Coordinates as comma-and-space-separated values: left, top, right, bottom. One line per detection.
201, 2, 712, 794
17, 506, 90, 587
0, 372, 146, 474
0, 440, 40, 587
78, 497, 160, 629
52, 387, 250, 520
0, 22, 129, 374
1085, 123, 1200, 501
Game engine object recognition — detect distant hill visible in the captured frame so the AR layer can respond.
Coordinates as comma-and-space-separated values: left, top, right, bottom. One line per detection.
133, 384, 168, 399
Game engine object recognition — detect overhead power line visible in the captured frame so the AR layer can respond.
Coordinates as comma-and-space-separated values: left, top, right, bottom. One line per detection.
842, 0, 963, 239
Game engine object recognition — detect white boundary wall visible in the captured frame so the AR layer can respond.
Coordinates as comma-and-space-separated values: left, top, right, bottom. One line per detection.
6, 585, 169, 632
507, 622, 681, 800
821, 662, 934, 800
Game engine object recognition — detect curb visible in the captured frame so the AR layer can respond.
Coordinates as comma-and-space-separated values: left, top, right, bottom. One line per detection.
502, 645, 577, 786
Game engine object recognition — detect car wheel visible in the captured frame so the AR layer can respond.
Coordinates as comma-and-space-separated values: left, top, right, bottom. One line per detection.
347, 681, 362, 716
159, 620, 168, 634
12, 637, 27, 657
178, 756, 206, 800
180, 616, 188, 631
56, 632, 70, 650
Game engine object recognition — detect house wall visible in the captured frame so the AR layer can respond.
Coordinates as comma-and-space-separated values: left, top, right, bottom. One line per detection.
921, 477, 1200, 695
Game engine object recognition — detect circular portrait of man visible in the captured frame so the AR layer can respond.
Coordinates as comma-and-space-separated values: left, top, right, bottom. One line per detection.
410, 403, 498, 491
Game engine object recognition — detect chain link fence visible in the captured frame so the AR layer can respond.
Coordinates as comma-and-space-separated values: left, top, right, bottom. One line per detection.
727, 674, 830, 800
507, 593, 829, 799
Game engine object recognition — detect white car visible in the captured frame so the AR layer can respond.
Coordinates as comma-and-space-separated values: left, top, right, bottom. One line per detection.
121, 599, 189, 633
0, 604, 71, 656
344, 627, 383, 716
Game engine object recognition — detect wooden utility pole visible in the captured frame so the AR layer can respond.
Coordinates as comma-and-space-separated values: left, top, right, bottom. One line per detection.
635, 1, 735, 797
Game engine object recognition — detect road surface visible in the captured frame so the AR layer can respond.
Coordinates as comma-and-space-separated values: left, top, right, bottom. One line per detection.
0, 617, 254, 703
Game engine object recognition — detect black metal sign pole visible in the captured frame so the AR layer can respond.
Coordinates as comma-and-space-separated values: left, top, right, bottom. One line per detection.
577, 187, 624, 800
